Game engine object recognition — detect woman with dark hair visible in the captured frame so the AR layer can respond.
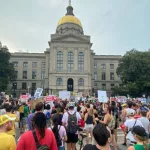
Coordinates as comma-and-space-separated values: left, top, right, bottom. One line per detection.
17, 112, 57, 150
50, 115, 67, 150
83, 123, 111, 150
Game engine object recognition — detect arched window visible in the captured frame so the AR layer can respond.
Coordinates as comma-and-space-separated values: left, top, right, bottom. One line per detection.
56, 78, 63, 86
68, 52, 74, 72
78, 78, 84, 86
78, 52, 84, 72
57, 51, 63, 72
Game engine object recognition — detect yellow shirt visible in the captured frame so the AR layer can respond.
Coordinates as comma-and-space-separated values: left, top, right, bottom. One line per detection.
6, 113, 19, 136
0, 133, 16, 150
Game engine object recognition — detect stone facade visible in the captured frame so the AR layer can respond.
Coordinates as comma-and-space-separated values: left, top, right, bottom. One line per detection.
9, 4, 122, 97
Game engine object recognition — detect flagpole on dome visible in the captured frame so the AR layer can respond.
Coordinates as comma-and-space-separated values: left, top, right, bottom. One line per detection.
69, 0, 71, 6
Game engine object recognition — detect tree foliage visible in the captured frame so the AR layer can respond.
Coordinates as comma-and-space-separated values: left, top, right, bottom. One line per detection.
0, 42, 15, 92
113, 49, 150, 97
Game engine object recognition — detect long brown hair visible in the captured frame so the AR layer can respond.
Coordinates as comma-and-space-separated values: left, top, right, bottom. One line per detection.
32, 112, 46, 138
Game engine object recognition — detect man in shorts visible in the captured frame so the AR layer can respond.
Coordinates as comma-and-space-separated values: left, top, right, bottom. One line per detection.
62, 102, 81, 150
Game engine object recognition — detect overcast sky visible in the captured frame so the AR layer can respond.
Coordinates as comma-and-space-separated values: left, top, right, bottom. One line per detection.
0, 0, 150, 55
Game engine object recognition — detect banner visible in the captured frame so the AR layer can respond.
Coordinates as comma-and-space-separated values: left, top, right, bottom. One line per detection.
98, 90, 108, 103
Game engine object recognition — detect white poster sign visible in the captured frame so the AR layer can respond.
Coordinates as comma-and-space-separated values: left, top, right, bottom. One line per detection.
34, 88, 43, 98
59, 91, 70, 100
98, 90, 108, 103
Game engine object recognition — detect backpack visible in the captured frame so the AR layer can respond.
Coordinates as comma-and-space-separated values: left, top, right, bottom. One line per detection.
32, 131, 49, 150
67, 112, 78, 134
108, 114, 116, 130
52, 126, 62, 147
18, 105, 24, 113
46, 111, 50, 120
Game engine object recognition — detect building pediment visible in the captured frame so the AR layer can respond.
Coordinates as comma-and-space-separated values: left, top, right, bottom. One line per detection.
51, 34, 90, 43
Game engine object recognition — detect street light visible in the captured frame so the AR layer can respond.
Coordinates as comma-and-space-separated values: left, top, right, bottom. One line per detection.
28, 86, 30, 94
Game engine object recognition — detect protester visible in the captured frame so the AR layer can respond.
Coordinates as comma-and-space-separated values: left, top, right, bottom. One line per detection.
84, 108, 96, 144
19, 102, 29, 133
0, 114, 16, 150
27, 102, 44, 130
43, 104, 52, 126
17, 112, 57, 150
83, 123, 111, 150
5, 104, 19, 137
138, 106, 150, 138
127, 126, 150, 150
62, 102, 81, 150
124, 111, 143, 147
51, 115, 67, 150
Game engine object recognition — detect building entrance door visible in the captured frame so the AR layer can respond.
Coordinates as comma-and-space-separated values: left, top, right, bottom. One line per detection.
67, 78, 73, 91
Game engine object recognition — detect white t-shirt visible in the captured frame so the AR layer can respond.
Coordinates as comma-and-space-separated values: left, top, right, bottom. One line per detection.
62, 110, 81, 134
43, 109, 52, 115
124, 118, 143, 142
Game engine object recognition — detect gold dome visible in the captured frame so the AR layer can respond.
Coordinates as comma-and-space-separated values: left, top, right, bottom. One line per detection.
57, 15, 82, 28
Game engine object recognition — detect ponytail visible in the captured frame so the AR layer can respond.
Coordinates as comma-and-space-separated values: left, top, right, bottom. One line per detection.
143, 139, 148, 150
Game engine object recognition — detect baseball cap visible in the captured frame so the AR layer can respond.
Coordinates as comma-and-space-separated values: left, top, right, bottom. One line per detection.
140, 106, 149, 112
0, 114, 16, 126
132, 126, 147, 137
127, 109, 135, 116
68, 102, 75, 108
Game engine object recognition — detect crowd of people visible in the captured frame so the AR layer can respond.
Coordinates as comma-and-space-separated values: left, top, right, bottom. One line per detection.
0, 97, 150, 150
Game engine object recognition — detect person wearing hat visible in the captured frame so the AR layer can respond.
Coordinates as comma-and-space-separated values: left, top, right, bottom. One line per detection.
138, 106, 150, 138
0, 114, 16, 150
124, 110, 143, 147
127, 126, 150, 150
62, 102, 81, 150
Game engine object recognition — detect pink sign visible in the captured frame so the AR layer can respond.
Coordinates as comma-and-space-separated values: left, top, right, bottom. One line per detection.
46, 95, 56, 102
20, 95, 29, 100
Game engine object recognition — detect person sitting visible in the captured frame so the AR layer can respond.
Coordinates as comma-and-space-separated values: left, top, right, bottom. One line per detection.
83, 123, 111, 150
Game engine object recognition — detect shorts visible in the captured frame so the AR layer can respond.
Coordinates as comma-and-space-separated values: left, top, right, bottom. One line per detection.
20, 117, 27, 128
66, 133, 78, 143
85, 124, 94, 132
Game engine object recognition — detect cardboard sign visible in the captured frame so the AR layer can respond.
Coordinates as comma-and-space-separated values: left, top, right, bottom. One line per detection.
34, 88, 43, 98
98, 90, 108, 103
30, 98, 44, 109
59, 91, 70, 100
46, 95, 56, 102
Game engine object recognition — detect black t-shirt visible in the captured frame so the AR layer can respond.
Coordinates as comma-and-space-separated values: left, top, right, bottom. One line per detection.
83, 144, 99, 150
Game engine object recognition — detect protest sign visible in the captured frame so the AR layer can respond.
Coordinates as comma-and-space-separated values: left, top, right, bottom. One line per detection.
98, 90, 108, 103
59, 91, 70, 100
45, 95, 56, 102
34, 88, 43, 98
30, 98, 44, 109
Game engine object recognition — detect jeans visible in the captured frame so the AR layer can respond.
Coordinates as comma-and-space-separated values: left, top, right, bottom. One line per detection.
58, 146, 65, 150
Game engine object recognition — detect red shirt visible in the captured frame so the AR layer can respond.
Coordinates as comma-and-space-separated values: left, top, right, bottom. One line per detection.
17, 129, 57, 150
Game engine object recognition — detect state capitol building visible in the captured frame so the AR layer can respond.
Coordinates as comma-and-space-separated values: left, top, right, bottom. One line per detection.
10, 3, 122, 97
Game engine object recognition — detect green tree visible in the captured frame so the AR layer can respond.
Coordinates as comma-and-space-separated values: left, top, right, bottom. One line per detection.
113, 49, 150, 97
0, 42, 15, 92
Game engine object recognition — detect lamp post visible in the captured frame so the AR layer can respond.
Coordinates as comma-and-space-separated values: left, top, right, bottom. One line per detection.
28, 86, 30, 94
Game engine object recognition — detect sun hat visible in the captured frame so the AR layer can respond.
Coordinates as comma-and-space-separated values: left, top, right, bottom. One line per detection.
0, 114, 16, 126
132, 126, 147, 137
